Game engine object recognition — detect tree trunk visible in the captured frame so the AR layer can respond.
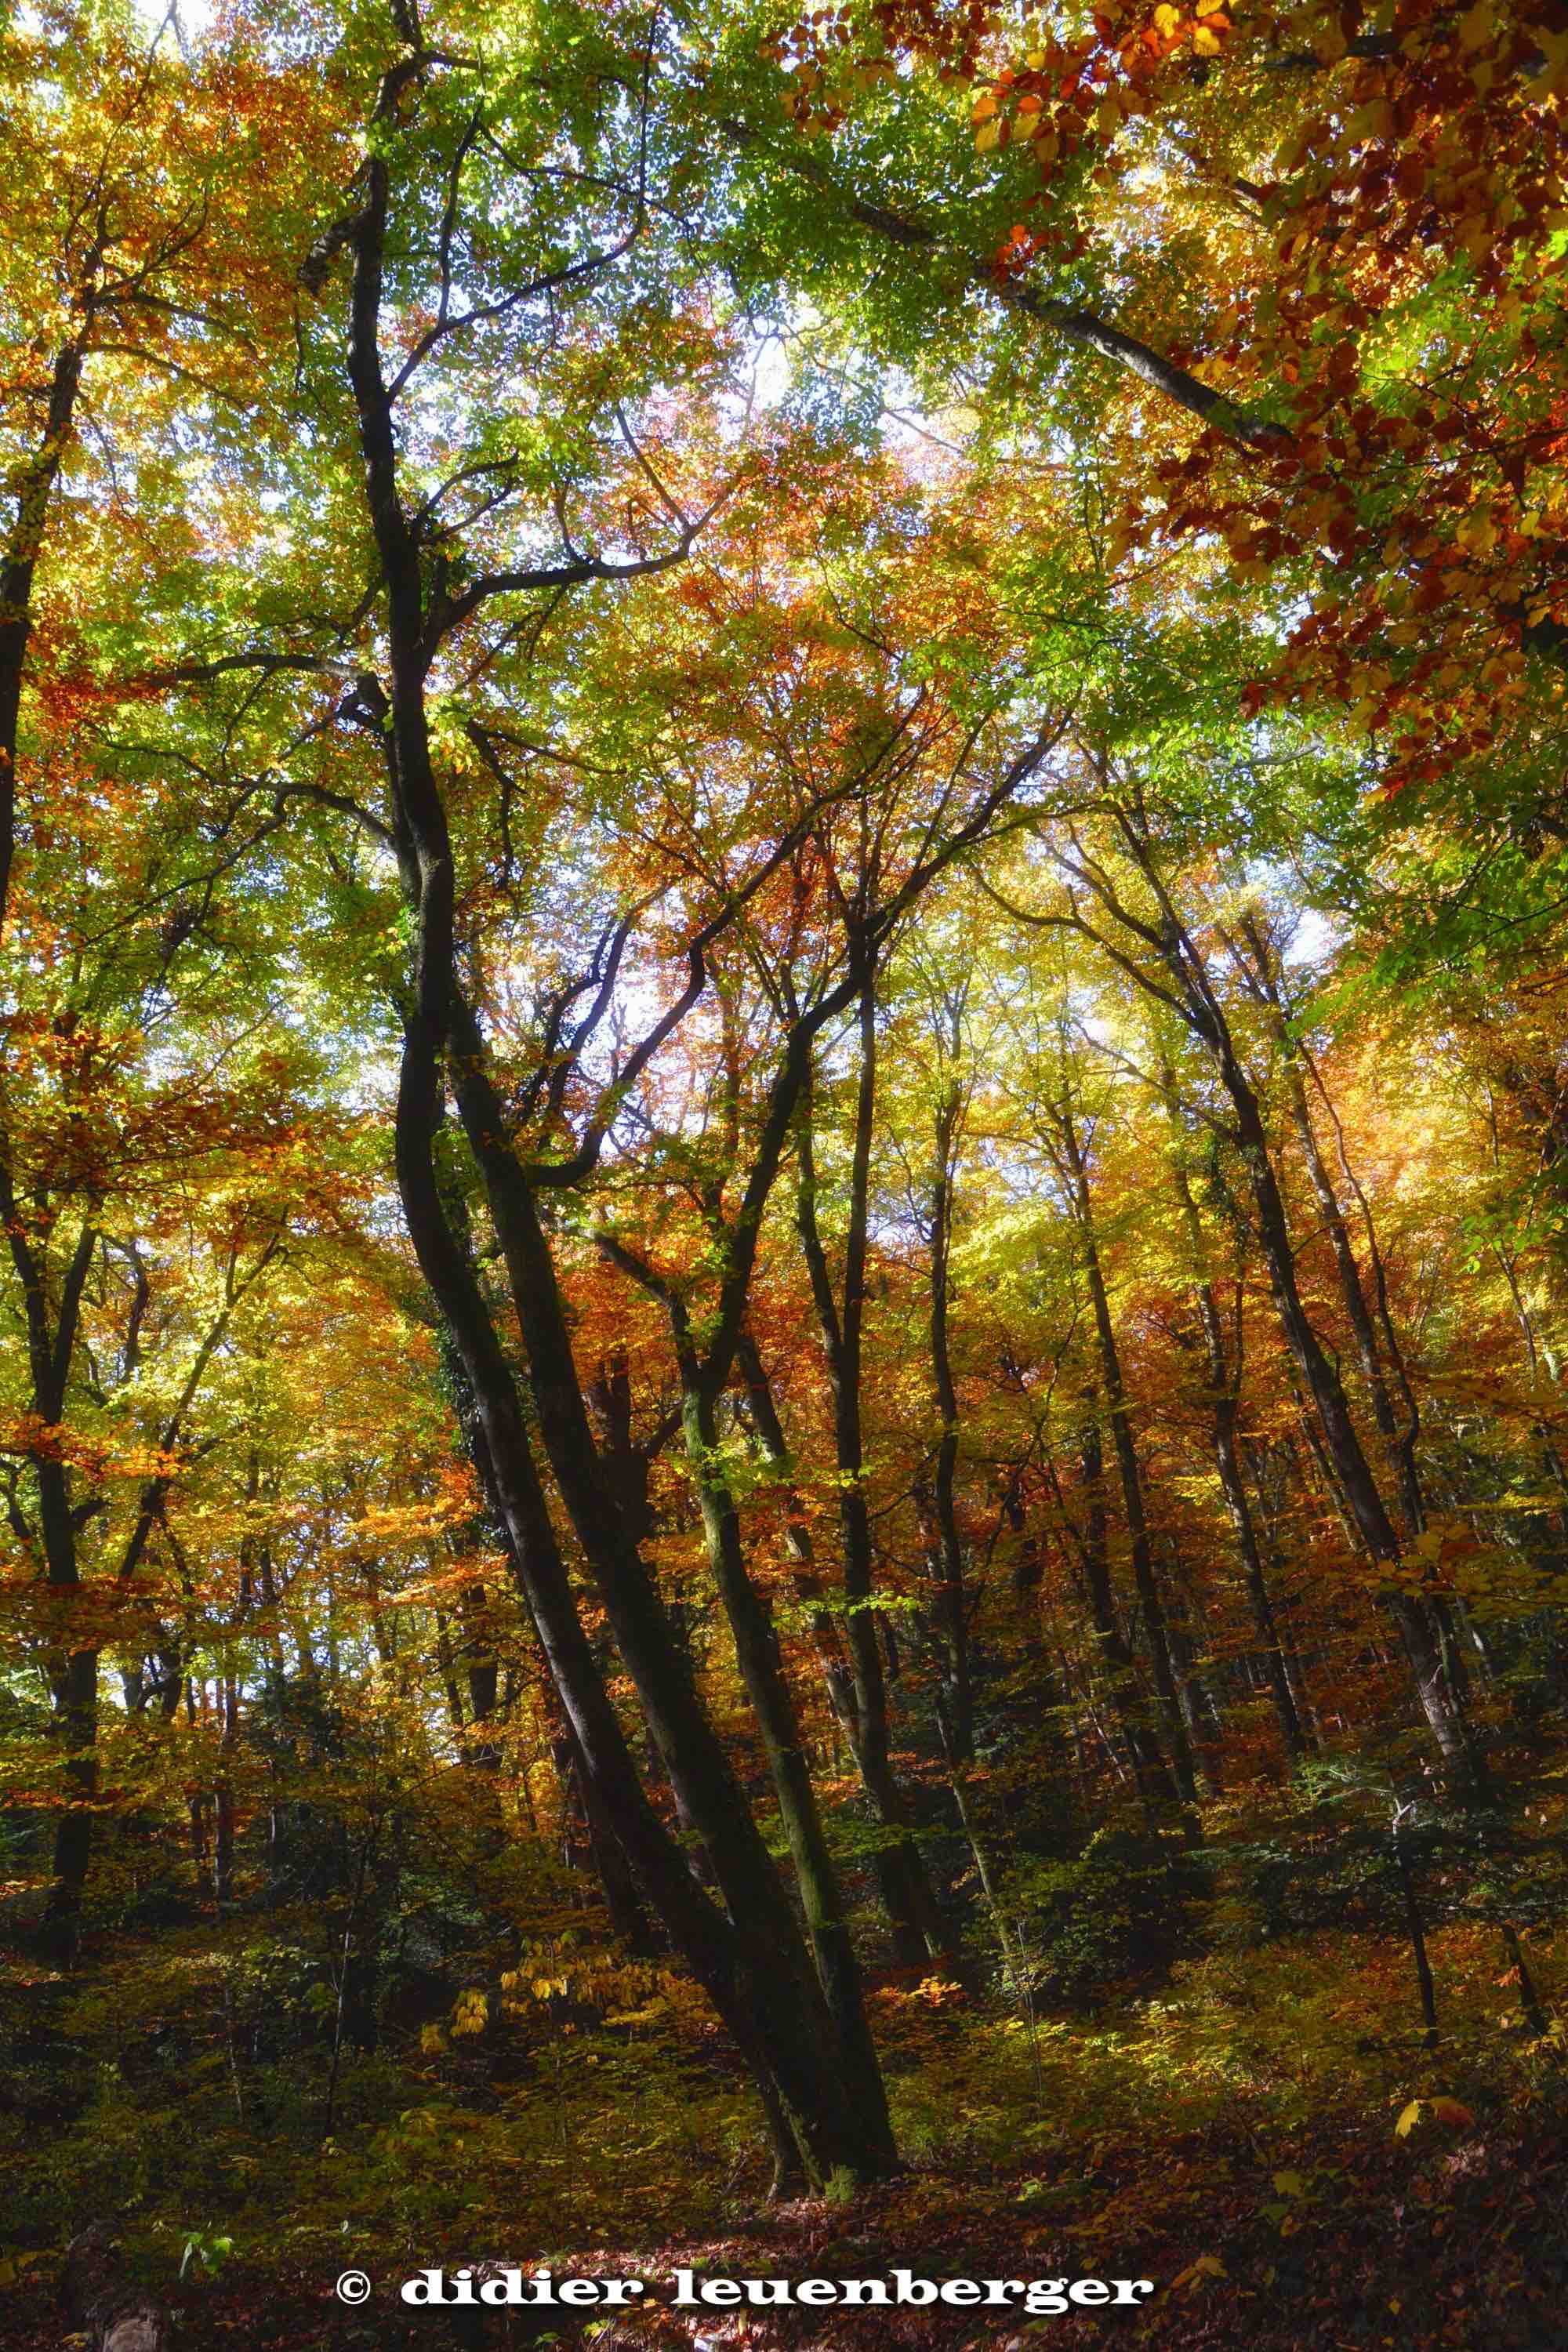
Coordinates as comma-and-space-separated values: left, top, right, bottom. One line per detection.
1163, 1112, 1308, 1761
1223, 1065, 1478, 1787
61, 2224, 173, 2352
213, 1671, 238, 1908
1051, 1098, 1199, 1803
681, 1365, 892, 2156
342, 124, 894, 2187
0, 337, 85, 935
796, 1007, 953, 1965
1109, 840, 1483, 1795
554, 1716, 659, 1953
1241, 919, 1427, 1542
736, 1329, 949, 1968
42, 1643, 96, 1961
1067, 1403, 1175, 1808
926, 1081, 976, 1769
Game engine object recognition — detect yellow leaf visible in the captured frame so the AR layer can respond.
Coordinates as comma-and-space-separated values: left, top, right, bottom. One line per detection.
1456, 510, 1498, 556
1154, 3, 1181, 32
1192, 24, 1221, 52
1395, 2099, 1425, 2137
1349, 99, 1392, 141
975, 119, 1001, 152
1527, 28, 1568, 97
1170, 2255, 1227, 2291
1457, 0, 1492, 54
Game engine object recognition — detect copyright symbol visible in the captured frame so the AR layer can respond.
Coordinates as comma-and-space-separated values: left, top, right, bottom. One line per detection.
336, 2270, 372, 2306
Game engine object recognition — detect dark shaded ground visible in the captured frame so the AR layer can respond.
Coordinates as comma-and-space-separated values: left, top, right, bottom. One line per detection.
9, 2110, 1567, 2352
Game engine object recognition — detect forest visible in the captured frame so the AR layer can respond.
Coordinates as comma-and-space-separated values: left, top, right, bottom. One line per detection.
3, 0, 1568, 2343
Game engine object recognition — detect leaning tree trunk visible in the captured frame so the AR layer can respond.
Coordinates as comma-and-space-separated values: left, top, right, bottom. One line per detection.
682, 1360, 892, 2151
340, 118, 894, 2188
601, 1229, 891, 2132
1241, 918, 1428, 1544
1127, 862, 1482, 1795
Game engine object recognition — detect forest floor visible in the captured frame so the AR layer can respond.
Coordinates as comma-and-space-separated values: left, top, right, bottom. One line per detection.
7, 2113, 1568, 2351
7, 1921, 1568, 2351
